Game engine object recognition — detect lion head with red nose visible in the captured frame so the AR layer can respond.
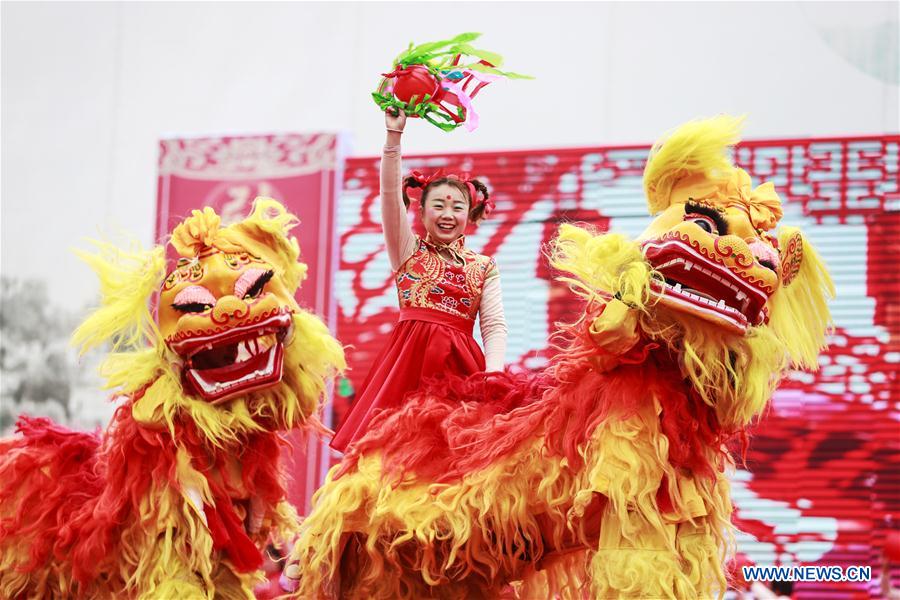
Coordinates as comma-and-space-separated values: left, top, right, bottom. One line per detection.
582, 116, 835, 427
640, 170, 784, 336
637, 117, 832, 348
640, 118, 796, 338
146, 198, 344, 431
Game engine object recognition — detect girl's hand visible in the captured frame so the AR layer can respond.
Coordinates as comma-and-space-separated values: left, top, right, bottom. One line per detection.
385, 107, 407, 133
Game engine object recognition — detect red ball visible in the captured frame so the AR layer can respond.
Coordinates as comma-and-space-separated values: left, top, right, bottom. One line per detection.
886, 530, 900, 563
390, 65, 440, 104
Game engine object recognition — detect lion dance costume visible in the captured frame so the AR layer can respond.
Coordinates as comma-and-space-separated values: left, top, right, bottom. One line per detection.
287, 116, 835, 599
0, 199, 344, 598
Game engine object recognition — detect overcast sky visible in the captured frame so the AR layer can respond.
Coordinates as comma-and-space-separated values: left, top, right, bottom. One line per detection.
2, 1, 897, 311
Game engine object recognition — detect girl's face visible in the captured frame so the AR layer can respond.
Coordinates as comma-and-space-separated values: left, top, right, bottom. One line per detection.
419, 183, 469, 244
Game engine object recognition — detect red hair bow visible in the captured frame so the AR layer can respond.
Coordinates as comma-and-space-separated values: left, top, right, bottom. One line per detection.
410, 169, 445, 187
408, 169, 495, 217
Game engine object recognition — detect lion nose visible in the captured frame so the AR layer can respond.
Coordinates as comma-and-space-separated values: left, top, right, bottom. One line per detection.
746, 238, 779, 270
714, 235, 756, 268
211, 295, 250, 324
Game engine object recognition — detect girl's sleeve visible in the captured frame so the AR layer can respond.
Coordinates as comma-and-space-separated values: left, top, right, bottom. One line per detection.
479, 265, 508, 372
382, 144, 417, 270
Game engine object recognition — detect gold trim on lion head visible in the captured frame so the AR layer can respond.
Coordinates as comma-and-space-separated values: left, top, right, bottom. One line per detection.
638, 116, 790, 335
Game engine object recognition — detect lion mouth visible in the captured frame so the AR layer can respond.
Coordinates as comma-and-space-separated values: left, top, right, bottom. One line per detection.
168, 311, 293, 403
642, 238, 771, 334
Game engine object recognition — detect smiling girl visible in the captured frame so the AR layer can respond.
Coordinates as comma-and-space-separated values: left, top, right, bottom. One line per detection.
330, 109, 508, 453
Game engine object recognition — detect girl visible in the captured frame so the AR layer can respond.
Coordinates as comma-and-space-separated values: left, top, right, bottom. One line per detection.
331, 109, 508, 453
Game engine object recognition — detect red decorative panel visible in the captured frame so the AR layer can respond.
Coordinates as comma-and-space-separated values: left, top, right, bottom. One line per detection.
156, 133, 344, 514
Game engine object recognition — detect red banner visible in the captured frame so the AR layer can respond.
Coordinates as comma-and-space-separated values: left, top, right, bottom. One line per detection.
156, 132, 344, 513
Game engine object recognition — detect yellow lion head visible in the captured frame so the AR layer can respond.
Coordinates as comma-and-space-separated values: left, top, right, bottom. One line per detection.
72, 198, 345, 443
552, 116, 834, 427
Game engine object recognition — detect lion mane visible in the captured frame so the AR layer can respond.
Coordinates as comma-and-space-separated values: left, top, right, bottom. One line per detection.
0, 199, 345, 599
287, 117, 834, 599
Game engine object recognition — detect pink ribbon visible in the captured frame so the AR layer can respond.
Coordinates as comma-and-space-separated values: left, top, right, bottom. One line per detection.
440, 80, 480, 132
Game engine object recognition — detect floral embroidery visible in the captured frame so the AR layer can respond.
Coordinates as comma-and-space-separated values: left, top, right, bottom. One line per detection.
395, 235, 494, 320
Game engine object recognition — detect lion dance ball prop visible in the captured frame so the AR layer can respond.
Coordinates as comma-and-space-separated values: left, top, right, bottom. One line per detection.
372, 32, 530, 132
0, 199, 345, 599
286, 116, 835, 599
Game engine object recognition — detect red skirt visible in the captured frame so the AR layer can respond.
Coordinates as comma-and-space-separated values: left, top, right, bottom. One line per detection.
331, 308, 485, 453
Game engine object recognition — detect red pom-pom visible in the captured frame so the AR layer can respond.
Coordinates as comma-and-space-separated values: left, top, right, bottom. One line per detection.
390, 65, 440, 104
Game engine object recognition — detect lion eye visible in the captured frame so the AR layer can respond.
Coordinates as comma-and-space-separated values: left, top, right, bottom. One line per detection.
234, 269, 274, 300
687, 215, 717, 234
172, 302, 212, 314
683, 201, 729, 235
172, 286, 216, 313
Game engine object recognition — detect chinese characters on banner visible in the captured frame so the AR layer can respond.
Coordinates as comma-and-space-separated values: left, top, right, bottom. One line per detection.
156, 133, 344, 513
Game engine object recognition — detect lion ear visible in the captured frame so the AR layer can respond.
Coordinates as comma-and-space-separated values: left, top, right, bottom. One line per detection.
766, 227, 835, 370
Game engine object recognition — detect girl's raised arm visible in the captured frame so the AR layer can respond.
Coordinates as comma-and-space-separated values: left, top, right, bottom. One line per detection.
382, 110, 417, 270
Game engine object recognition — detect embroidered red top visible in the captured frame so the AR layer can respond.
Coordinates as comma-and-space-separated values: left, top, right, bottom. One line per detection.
396, 235, 497, 321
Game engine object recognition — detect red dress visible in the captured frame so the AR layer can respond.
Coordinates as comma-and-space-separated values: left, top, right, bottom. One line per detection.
331, 235, 496, 453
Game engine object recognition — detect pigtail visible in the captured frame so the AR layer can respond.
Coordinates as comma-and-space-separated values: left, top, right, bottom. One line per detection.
402, 176, 423, 209
467, 179, 492, 222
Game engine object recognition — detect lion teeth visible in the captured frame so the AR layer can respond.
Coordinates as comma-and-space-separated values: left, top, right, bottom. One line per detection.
236, 342, 253, 363
191, 345, 278, 394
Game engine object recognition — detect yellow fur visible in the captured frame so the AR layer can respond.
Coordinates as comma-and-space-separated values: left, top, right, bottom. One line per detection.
288, 118, 832, 599
1, 199, 345, 599
643, 114, 744, 214
71, 241, 167, 354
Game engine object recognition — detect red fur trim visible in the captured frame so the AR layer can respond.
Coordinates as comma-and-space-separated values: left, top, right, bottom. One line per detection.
0, 417, 103, 576
0, 409, 178, 591
181, 421, 286, 505
656, 476, 675, 514
338, 371, 551, 482
204, 484, 263, 573
1, 400, 290, 593
341, 331, 737, 484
